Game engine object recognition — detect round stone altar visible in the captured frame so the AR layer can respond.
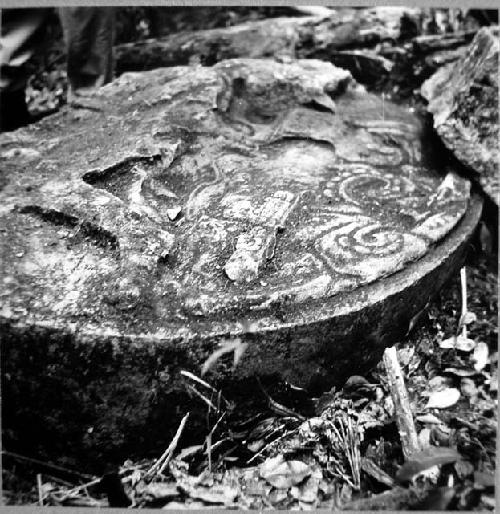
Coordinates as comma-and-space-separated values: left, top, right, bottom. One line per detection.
0, 59, 482, 464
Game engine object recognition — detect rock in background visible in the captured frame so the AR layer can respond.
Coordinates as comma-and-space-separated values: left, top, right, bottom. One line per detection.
114, 7, 420, 75
27, 7, 497, 114
421, 27, 499, 206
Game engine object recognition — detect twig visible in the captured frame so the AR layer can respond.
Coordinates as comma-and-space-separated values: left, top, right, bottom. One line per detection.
58, 477, 102, 498
256, 377, 305, 420
460, 267, 467, 338
246, 427, 298, 464
2, 450, 95, 481
330, 415, 361, 489
146, 412, 190, 478
206, 432, 212, 473
383, 346, 420, 460
186, 384, 218, 411
205, 412, 226, 472
180, 370, 218, 394
37, 474, 44, 506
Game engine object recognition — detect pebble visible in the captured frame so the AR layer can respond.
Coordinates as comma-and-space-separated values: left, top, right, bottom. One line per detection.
167, 206, 182, 220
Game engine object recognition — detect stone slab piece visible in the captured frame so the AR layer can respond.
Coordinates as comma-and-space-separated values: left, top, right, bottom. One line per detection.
422, 27, 499, 205
330, 50, 393, 84
114, 7, 420, 72
1, 58, 481, 465
413, 30, 477, 54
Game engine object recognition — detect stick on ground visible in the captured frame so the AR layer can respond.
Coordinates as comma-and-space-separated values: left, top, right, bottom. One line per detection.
37, 474, 43, 506
383, 346, 420, 460
146, 412, 190, 478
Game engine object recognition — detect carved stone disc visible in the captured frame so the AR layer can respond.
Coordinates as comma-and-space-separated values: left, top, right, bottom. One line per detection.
0, 59, 483, 463
1, 58, 477, 361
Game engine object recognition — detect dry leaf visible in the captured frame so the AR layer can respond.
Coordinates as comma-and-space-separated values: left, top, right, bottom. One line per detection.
177, 445, 204, 461
481, 494, 496, 509
418, 428, 431, 449
458, 311, 477, 328
290, 475, 320, 503
439, 335, 476, 352
416, 413, 442, 425
460, 378, 477, 398
472, 342, 489, 372
137, 482, 179, 500
479, 222, 492, 254
413, 486, 455, 510
454, 460, 474, 479
166, 206, 182, 220
259, 455, 284, 476
439, 337, 456, 349
428, 375, 449, 390
182, 485, 238, 505
473, 471, 496, 489
360, 457, 395, 487
396, 447, 460, 483
454, 335, 476, 352
425, 388, 460, 409
443, 367, 477, 377
260, 456, 311, 489
267, 488, 288, 504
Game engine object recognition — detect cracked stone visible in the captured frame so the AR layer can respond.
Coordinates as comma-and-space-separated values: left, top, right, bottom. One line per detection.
1, 57, 482, 465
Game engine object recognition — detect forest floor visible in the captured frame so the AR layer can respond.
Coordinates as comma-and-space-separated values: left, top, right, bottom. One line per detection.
3, 239, 497, 509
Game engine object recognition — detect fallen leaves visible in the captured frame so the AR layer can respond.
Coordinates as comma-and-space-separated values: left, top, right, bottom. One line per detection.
472, 342, 489, 371
439, 334, 476, 351
259, 455, 311, 489
425, 387, 461, 409
360, 457, 395, 488
16, 261, 495, 511
395, 447, 460, 483
416, 413, 442, 425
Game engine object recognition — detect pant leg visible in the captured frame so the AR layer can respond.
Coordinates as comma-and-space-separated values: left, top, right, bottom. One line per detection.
0, 8, 50, 93
58, 7, 115, 95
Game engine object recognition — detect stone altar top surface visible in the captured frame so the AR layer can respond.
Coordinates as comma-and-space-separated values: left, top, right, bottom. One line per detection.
0, 59, 471, 337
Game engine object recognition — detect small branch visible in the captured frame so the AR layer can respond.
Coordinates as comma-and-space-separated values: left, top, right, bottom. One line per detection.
146, 412, 190, 478
2, 450, 95, 481
460, 267, 467, 338
383, 346, 420, 460
37, 474, 44, 506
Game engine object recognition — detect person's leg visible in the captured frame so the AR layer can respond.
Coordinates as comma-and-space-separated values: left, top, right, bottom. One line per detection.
58, 7, 115, 99
0, 8, 50, 131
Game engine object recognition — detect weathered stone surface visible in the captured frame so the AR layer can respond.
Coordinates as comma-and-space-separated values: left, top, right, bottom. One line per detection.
422, 27, 499, 205
1, 58, 481, 465
330, 50, 394, 84
114, 7, 419, 73
413, 30, 477, 55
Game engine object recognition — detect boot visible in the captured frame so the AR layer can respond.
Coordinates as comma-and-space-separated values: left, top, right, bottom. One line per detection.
0, 89, 31, 132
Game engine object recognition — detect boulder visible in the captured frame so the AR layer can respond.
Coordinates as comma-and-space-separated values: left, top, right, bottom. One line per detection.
422, 27, 499, 205
0, 58, 481, 466
114, 7, 420, 73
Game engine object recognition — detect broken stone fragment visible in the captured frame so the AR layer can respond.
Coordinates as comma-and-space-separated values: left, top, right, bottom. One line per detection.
224, 227, 276, 283
422, 26, 499, 205
412, 30, 477, 54
114, 7, 420, 73
330, 50, 393, 84
167, 206, 182, 220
